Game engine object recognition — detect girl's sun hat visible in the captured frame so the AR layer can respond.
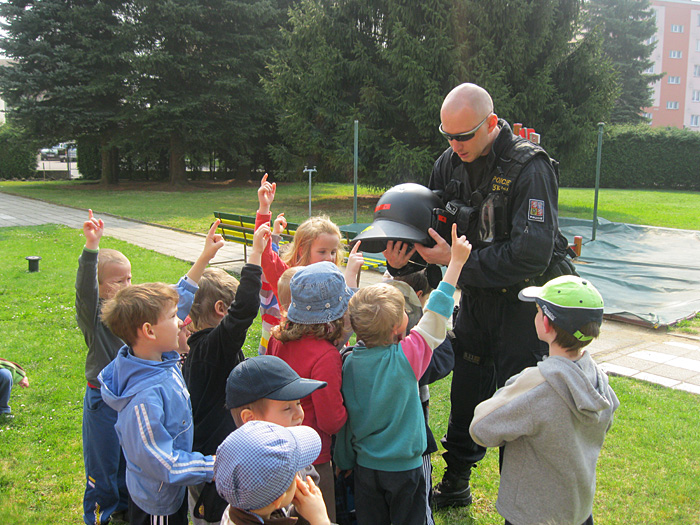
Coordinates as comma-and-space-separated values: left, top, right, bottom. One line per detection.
287, 261, 354, 324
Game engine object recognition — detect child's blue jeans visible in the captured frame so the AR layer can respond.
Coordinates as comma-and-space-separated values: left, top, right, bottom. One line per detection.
0, 368, 12, 414
82, 385, 128, 524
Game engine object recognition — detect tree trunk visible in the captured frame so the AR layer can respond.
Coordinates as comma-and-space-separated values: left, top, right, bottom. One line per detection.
99, 134, 119, 185
169, 133, 188, 186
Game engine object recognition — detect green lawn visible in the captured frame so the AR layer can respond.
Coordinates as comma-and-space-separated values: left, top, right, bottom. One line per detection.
2, 179, 700, 231
1, 225, 699, 524
2, 179, 698, 331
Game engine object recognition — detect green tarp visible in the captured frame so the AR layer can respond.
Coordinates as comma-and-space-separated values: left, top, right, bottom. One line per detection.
560, 217, 700, 328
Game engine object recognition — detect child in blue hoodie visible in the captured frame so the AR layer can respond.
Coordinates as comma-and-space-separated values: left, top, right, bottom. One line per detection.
99, 282, 215, 525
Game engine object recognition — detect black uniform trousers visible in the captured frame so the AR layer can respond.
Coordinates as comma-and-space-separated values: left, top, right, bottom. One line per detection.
441, 290, 548, 470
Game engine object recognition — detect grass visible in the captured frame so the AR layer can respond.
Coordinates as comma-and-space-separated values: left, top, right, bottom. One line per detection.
1, 179, 698, 332
2, 179, 700, 231
0, 179, 384, 233
1, 225, 699, 524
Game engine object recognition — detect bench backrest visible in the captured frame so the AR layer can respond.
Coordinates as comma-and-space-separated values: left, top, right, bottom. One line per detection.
213, 212, 386, 270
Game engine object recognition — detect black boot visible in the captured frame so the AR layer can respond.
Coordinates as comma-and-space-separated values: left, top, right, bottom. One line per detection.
432, 465, 473, 509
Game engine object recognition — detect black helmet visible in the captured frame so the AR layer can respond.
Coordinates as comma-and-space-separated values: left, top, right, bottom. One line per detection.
351, 183, 445, 253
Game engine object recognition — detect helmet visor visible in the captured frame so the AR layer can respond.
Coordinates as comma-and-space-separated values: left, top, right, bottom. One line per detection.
351, 219, 429, 253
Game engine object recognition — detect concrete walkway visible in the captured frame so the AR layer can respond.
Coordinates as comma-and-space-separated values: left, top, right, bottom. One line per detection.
2, 191, 700, 394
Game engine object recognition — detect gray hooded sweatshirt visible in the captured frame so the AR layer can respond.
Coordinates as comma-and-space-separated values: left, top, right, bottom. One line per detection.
470, 351, 619, 525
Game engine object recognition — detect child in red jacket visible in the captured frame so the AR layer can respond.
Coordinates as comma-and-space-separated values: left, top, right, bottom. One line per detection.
267, 261, 353, 521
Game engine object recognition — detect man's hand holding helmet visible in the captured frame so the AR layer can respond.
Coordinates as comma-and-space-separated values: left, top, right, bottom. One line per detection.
415, 228, 452, 267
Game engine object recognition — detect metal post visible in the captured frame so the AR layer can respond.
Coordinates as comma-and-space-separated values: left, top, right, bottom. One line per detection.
354, 120, 359, 224
592, 122, 605, 241
303, 166, 317, 217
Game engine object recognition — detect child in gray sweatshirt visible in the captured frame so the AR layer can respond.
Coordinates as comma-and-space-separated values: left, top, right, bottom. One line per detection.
470, 276, 619, 525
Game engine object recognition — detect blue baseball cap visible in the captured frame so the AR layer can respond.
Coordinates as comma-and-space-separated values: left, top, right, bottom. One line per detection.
226, 355, 326, 409
215, 421, 321, 510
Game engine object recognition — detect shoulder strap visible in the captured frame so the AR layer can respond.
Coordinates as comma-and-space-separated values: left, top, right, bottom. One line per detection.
493, 137, 552, 196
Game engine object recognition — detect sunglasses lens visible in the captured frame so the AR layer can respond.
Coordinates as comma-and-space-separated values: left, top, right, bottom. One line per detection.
441, 131, 474, 142
454, 133, 475, 142
439, 114, 489, 142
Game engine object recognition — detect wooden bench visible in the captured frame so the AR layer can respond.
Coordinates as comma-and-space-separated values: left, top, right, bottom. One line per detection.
213, 213, 386, 271
214, 212, 299, 263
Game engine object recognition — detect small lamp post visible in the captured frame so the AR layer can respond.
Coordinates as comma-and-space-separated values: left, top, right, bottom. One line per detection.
303, 166, 317, 217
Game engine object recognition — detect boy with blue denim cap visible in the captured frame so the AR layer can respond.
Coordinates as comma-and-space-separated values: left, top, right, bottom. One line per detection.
334, 224, 471, 525
470, 275, 619, 525
215, 420, 331, 525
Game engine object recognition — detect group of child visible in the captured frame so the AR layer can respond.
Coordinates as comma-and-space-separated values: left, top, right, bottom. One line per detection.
77, 175, 619, 525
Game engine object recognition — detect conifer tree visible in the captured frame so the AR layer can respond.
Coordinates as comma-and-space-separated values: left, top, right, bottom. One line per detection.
265, 0, 456, 186
265, 0, 618, 183
122, 0, 288, 184
582, 0, 662, 124
0, 0, 132, 184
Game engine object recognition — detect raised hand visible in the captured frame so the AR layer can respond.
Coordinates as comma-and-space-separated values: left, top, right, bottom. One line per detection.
82, 209, 104, 250
202, 219, 225, 261
345, 240, 364, 287
186, 219, 227, 284
443, 224, 471, 287
250, 223, 271, 267
449, 223, 472, 266
272, 213, 287, 236
257, 173, 277, 214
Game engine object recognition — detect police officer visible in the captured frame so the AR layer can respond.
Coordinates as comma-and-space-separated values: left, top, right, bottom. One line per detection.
384, 83, 572, 508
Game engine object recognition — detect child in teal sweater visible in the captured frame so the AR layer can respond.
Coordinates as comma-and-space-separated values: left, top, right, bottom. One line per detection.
334, 225, 470, 525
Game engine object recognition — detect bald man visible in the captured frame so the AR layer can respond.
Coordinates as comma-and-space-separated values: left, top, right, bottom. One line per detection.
384, 83, 573, 508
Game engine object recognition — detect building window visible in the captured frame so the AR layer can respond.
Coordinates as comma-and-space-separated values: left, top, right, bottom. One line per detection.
644, 65, 655, 74
693, 90, 700, 102
670, 50, 682, 58
671, 24, 684, 33
667, 101, 680, 110
668, 76, 681, 84
643, 112, 653, 123
646, 35, 658, 45
696, 65, 700, 77
697, 40, 700, 52
691, 115, 700, 127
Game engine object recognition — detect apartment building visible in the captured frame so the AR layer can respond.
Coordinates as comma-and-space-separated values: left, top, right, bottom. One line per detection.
645, 0, 700, 129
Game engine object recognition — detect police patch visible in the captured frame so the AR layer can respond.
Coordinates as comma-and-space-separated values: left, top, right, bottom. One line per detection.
528, 199, 545, 222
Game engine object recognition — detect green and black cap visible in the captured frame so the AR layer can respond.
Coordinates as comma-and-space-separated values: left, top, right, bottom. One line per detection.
518, 275, 604, 341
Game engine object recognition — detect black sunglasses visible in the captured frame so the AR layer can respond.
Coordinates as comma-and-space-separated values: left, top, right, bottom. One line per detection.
439, 114, 490, 142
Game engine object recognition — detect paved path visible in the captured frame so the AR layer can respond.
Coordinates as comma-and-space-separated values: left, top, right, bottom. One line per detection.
2, 191, 700, 394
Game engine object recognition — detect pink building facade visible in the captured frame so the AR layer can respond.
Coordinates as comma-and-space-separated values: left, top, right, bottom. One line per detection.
645, 0, 700, 129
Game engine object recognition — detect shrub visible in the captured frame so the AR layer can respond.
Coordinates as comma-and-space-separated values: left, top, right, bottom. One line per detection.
561, 124, 700, 190
0, 123, 36, 179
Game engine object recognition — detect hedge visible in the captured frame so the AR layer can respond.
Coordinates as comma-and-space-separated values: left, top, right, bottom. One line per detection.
561, 124, 700, 190
0, 123, 37, 179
